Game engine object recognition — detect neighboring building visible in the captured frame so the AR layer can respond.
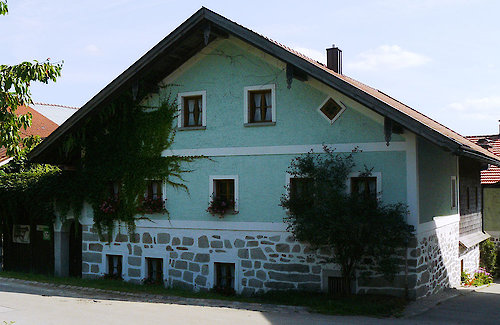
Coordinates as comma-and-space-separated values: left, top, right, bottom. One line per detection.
31, 103, 78, 126
468, 125, 500, 246
29, 8, 500, 299
0, 104, 59, 167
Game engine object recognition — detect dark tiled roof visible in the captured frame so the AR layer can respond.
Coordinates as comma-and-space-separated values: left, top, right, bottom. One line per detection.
27, 7, 500, 166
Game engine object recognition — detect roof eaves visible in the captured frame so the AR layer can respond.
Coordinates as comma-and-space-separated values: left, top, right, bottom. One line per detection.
459, 148, 500, 167
29, 8, 209, 161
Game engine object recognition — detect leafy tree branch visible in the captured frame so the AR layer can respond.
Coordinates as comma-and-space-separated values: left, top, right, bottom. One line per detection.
281, 146, 414, 294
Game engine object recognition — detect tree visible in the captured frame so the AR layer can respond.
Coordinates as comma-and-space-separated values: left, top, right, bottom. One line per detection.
0, 0, 62, 157
280, 147, 414, 294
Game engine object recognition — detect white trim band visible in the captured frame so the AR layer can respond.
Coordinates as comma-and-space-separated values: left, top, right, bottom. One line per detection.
163, 142, 407, 157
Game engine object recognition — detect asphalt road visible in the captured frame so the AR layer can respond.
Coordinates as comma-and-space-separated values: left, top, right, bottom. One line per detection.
0, 279, 499, 324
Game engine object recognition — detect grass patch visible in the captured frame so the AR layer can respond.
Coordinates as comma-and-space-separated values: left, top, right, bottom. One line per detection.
0, 271, 406, 317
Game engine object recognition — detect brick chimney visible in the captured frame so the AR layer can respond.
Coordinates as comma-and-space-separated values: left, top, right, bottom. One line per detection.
326, 45, 342, 74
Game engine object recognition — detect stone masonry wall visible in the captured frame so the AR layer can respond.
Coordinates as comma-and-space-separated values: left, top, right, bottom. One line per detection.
413, 221, 460, 299
80, 224, 424, 297
81, 225, 339, 295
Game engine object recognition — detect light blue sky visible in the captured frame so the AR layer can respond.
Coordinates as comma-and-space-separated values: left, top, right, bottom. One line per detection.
2, 0, 499, 135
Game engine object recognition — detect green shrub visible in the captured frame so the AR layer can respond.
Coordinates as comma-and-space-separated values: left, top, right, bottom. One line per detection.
480, 239, 497, 275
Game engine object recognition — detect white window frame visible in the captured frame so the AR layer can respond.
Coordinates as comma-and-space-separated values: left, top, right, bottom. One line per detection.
347, 172, 382, 200
141, 179, 166, 212
317, 97, 347, 124
210, 256, 240, 293
177, 90, 207, 128
243, 84, 276, 124
451, 176, 458, 210
209, 175, 239, 212
106, 254, 123, 277
143, 256, 166, 283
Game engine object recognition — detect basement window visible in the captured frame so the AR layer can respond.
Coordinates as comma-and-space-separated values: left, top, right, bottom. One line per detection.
106, 255, 122, 279
328, 276, 349, 296
214, 262, 235, 295
146, 257, 163, 284
318, 97, 346, 124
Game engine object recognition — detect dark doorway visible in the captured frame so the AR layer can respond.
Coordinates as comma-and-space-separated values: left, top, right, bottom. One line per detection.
2, 221, 54, 274
68, 221, 82, 277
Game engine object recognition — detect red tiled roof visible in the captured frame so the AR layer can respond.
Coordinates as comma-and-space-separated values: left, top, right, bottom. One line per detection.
467, 135, 500, 184
0, 105, 59, 163
263, 37, 499, 163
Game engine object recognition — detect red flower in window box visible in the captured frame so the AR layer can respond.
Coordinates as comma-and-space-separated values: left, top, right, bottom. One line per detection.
207, 195, 235, 217
137, 195, 166, 214
99, 195, 119, 215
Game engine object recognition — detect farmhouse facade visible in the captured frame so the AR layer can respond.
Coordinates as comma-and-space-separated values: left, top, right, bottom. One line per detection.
29, 8, 500, 299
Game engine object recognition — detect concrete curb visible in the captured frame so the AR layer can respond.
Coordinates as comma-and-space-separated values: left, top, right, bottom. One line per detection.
0, 276, 310, 314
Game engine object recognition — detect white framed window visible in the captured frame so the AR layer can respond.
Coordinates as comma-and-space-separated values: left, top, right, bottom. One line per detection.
243, 84, 276, 125
106, 254, 123, 278
317, 97, 346, 124
285, 173, 313, 199
209, 175, 239, 212
209, 255, 241, 293
451, 176, 457, 209
347, 172, 382, 200
144, 180, 163, 200
177, 90, 207, 129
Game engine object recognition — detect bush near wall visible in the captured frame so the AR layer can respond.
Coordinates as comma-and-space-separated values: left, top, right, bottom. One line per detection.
480, 239, 497, 276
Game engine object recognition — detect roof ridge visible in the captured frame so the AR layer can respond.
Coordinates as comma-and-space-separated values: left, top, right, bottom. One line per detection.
33, 102, 79, 110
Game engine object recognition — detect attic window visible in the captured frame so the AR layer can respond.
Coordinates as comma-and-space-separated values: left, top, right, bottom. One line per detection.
177, 91, 207, 129
243, 84, 276, 126
318, 98, 345, 124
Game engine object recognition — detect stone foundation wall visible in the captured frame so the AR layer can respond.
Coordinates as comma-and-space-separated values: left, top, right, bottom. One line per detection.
413, 219, 460, 299
80, 218, 466, 300
81, 225, 341, 295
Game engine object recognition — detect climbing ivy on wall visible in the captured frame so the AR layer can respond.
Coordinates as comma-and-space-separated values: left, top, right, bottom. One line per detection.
0, 87, 195, 238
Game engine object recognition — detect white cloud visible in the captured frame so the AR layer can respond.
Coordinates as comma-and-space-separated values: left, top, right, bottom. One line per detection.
83, 44, 101, 56
346, 45, 430, 71
448, 96, 500, 122
291, 47, 326, 64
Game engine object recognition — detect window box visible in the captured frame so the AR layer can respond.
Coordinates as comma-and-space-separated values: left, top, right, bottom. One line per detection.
177, 91, 207, 129
100, 181, 120, 214
244, 84, 276, 125
208, 175, 239, 217
138, 180, 166, 214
